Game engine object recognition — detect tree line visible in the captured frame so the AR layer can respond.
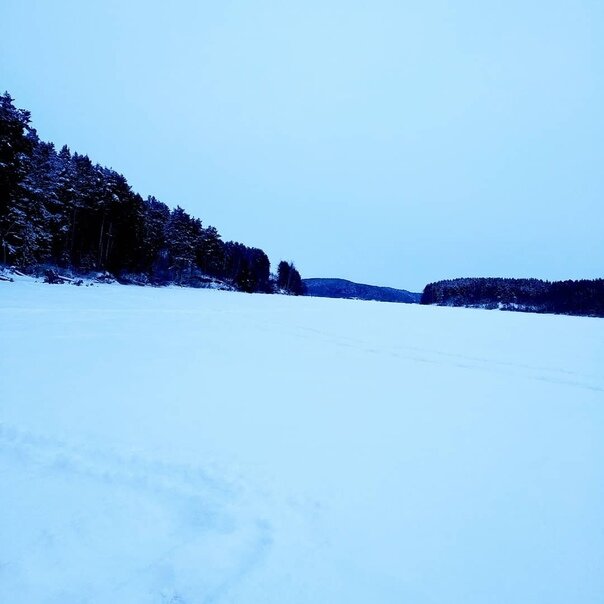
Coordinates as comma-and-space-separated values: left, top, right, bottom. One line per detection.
0, 92, 304, 294
421, 277, 604, 317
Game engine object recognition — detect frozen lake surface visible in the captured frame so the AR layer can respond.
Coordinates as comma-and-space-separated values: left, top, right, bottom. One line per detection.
1, 278, 603, 603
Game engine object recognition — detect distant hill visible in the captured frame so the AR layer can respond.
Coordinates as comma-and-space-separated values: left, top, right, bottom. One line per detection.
303, 278, 421, 304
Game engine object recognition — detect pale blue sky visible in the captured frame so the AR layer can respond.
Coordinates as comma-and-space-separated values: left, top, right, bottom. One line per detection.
1, 0, 602, 290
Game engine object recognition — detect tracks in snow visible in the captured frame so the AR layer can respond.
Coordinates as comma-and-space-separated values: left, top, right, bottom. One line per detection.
0, 423, 273, 604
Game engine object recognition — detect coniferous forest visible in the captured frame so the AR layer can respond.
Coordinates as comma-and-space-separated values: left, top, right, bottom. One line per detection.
0, 92, 304, 294
2, 92, 601, 316
421, 277, 604, 317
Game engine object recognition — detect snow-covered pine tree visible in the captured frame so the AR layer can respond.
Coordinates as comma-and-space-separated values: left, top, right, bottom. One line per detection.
0, 92, 34, 265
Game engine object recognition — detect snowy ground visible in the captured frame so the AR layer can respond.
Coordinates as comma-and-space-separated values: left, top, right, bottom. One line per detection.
1, 277, 603, 603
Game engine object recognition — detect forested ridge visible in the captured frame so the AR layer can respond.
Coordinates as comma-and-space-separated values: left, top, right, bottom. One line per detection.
0, 92, 304, 294
303, 278, 420, 304
421, 277, 604, 317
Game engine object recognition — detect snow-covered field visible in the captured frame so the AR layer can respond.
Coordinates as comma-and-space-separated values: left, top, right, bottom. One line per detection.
1, 278, 603, 603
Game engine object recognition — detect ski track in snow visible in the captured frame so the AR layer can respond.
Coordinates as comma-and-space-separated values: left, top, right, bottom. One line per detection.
272, 322, 604, 392
0, 423, 274, 604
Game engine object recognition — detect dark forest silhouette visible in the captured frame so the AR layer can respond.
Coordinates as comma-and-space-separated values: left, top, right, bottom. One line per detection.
0, 93, 303, 294
421, 277, 604, 317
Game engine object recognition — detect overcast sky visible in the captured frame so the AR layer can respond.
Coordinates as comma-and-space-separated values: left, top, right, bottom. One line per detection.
1, 0, 602, 290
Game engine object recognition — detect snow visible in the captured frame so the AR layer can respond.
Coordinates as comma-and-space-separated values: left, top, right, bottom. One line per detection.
1, 277, 603, 603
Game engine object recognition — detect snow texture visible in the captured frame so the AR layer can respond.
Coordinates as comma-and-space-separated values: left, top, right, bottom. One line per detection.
1, 276, 603, 603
